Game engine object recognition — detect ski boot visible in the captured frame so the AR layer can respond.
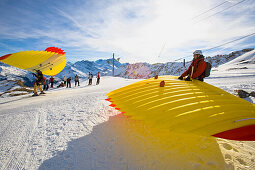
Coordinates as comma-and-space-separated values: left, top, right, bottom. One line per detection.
32, 93, 39, 96
40, 91, 46, 95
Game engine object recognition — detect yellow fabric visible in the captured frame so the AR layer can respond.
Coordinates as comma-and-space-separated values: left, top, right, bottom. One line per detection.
0, 51, 66, 76
107, 76, 255, 136
42, 58, 66, 76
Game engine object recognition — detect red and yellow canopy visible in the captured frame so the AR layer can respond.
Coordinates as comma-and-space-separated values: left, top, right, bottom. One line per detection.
0, 47, 66, 76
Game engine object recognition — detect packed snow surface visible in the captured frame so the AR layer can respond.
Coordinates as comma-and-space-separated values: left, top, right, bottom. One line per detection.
0, 51, 255, 169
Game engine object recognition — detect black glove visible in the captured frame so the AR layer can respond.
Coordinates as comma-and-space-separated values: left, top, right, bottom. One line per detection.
185, 76, 191, 81
178, 76, 183, 80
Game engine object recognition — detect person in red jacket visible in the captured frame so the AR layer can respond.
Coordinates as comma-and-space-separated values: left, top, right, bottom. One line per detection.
178, 50, 207, 82
96, 72, 100, 85
50, 76, 54, 88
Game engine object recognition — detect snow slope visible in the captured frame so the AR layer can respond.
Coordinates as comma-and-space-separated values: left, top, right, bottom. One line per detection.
206, 49, 255, 103
0, 77, 141, 169
0, 50, 255, 169
210, 49, 255, 77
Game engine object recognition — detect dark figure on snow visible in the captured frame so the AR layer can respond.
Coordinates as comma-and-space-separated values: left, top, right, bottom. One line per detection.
67, 77, 71, 88
74, 74, 80, 87
88, 72, 93, 85
96, 72, 100, 85
64, 76, 67, 86
57, 82, 65, 88
178, 50, 207, 82
32, 70, 45, 96
50, 76, 54, 88
235, 90, 255, 98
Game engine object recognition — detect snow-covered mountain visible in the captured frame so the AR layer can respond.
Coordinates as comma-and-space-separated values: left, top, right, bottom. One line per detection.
0, 48, 254, 97
57, 59, 128, 79
211, 49, 255, 77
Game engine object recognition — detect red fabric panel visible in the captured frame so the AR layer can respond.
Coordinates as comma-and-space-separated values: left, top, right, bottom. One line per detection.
45, 47, 66, 54
0, 54, 11, 60
212, 124, 255, 141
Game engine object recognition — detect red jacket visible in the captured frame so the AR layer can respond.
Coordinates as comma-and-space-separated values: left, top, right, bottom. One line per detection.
50, 77, 54, 83
43, 77, 46, 85
181, 57, 207, 79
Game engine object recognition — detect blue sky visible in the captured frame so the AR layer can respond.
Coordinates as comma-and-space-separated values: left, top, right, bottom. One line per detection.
0, 0, 254, 63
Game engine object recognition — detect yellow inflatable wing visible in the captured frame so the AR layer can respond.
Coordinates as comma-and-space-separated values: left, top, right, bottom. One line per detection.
0, 47, 66, 76
106, 76, 255, 141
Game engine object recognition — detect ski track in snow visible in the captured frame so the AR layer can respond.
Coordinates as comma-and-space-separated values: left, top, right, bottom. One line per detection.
0, 77, 140, 169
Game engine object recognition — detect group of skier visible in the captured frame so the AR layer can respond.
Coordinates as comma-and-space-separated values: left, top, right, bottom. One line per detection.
32, 71, 101, 96
88, 72, 100, 85
63, 76, 74, 88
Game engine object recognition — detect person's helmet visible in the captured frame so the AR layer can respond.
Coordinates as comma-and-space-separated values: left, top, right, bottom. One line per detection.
193, 50, 203, 55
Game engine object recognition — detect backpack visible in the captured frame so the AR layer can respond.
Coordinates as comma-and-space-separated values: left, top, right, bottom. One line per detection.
204, 62, 211, 77
196, 60, 211, 77
37, 72, 44, 82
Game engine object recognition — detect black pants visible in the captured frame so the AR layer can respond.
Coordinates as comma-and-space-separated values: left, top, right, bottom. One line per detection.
96, 78, 100, 85
196, 76, 204, 82
67, 81, 71, 88
75, 81, 79, 86
50, 82, 54, 88
89, 79, 92, 85
43, 84, 49, 90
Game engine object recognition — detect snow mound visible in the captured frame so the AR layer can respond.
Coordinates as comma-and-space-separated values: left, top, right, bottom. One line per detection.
210, 49, 255, 77
226, 49, 255, 65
